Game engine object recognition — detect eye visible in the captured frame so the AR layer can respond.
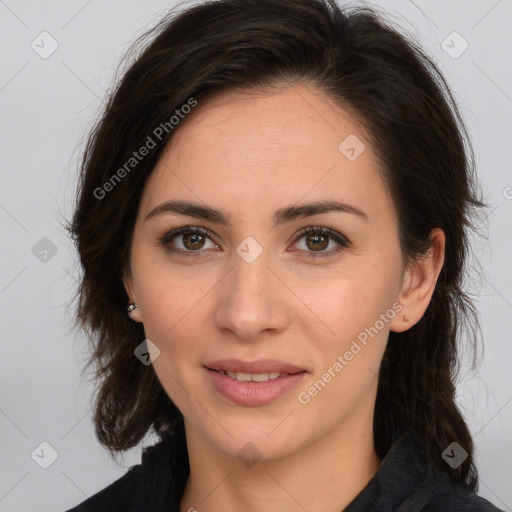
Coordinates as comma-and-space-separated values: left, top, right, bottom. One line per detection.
158, 225, 219, 257
158, 224, 351, 259
290, 225, 350, 259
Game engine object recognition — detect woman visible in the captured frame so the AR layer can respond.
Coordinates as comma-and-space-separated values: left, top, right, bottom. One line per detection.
65, 0, 504, 510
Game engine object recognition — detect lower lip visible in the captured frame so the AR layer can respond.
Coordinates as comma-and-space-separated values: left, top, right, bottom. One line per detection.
206, 368, 306, 406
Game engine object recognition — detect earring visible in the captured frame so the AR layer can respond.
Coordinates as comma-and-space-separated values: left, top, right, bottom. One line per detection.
126, 302, 138, 315
402, 314, 409, 322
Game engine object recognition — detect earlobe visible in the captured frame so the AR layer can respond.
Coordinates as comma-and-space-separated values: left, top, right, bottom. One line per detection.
390, 228, 445, 333
126, 302, 143, 322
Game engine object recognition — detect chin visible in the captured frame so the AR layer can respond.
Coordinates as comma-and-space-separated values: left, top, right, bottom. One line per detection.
193, 413, 310, 464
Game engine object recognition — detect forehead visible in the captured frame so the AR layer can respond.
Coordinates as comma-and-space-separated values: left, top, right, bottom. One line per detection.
139, 85, 395, 227
167, 85, 366, 163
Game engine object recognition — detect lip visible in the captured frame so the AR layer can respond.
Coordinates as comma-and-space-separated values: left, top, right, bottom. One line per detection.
205, 358, 305, 375
206, 368, 307, 406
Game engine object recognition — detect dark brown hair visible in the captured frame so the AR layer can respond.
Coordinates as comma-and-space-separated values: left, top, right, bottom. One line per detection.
68, 0, 487, 491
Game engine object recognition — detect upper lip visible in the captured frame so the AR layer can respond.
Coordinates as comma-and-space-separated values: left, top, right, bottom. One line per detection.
205, 359, 306, 374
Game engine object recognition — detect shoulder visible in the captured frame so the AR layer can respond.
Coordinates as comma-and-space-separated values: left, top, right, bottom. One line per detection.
423, 490, 505, 511
360, 432, 506, 512
419, 461, 505, 512
64, 434, 179, 512
65, 463, 144, 512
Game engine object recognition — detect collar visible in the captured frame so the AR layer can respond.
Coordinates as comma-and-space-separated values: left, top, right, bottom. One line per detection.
139, 430, 471, 512
344, 431, 436, 511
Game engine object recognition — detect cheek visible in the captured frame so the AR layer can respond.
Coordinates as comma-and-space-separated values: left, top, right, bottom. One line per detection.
137, 270, 208, 410
308, 263, 399, 377
132, 244, 212, 337
297, 280, 391, 418
310, 273, 388, 336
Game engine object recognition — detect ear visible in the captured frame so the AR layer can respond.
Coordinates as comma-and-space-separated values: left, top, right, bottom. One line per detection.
122, 269, 143, 323
390, 228, 445, 333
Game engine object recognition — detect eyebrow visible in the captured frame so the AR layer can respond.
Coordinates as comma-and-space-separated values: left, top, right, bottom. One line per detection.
145, 199, 368, 226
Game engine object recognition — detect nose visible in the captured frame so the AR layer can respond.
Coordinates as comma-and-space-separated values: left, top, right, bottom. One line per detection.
214, 243, 290, 342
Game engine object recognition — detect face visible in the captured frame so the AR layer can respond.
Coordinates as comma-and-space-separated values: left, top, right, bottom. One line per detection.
124, 84, 408, 461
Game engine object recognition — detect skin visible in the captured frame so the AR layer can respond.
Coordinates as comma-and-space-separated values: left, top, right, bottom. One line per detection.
123, 84, 445, 512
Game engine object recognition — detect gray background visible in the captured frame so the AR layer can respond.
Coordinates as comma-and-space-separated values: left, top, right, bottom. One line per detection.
0, 1, 511, 511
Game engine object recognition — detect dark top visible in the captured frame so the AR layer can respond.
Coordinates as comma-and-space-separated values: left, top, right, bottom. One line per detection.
66, 431, 504, 511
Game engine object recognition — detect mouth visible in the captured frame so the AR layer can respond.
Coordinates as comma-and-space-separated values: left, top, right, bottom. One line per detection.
204, 359, 307, 406
205, 358, 306, 375
209, 369, 297, 382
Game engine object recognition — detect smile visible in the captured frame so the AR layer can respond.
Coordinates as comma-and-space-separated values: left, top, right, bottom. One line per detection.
216, 370, 284, 382
205, 365, 307, 406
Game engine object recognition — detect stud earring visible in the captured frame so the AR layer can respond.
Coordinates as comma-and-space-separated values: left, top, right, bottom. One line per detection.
402, 314, 410, 322
126, 302, 138, 315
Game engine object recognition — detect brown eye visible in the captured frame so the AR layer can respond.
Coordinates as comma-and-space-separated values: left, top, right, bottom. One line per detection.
181, 232, 207, 250
291, 226, 350, 259
159, 224, 350, 260
159, 226, 218, 257
304, 232, 329, 251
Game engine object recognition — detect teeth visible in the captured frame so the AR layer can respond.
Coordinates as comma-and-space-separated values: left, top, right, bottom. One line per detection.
221, 370, 284, 382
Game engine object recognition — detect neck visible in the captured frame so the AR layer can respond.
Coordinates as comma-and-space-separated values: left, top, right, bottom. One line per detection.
179, 418, 381, 512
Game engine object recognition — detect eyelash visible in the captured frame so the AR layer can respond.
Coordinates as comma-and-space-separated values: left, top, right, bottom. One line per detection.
158, 225, 351, 260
